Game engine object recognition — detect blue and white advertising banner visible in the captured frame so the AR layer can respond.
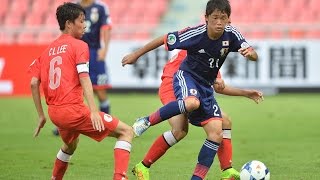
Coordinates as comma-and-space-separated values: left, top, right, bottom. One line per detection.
106, 40, 320, 89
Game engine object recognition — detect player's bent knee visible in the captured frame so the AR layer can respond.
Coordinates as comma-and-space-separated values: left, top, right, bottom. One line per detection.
111, 122, 134, 142
222, 116, 232, 129
171, 129, 188, 141
120, 124, 134, 141
62, 138, 79, 154
207, 130, 223, 143
222, 111, 232, 129
184, 96, 200, 112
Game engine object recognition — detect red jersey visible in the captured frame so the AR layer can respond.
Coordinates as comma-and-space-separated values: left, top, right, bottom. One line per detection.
29, 34, 89, 106
161, 50, 221, 80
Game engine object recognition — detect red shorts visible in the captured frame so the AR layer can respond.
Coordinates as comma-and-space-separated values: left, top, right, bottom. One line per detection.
48, 103, 119, 144
158, 77, 176, 105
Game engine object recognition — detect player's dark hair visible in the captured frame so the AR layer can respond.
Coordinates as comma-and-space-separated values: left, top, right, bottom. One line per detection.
206, 0, 231, 17
56, 2, 85, 31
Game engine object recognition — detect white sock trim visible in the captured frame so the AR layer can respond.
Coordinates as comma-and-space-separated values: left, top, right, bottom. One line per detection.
223, 130, 231, 139
163, 131, 177, 146
57, 149, 72, 162
114, 140, 131, 152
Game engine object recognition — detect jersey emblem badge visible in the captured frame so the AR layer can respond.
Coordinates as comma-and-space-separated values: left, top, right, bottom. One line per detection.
189, 89, 198, 96
222, 41, 229, 46
167, 34, 177, 45
104, 114, 113, 122
90, 7, 99, 23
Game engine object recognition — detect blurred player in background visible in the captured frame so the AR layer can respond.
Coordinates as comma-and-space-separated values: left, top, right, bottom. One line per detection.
131, 50, 263, 180
29, 3, 133, 179
122, 0, 258, 179
80, 0, 112, 113
53, 0, 112, 136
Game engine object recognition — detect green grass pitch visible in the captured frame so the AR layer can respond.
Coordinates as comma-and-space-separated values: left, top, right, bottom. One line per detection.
0, 93, 320, 179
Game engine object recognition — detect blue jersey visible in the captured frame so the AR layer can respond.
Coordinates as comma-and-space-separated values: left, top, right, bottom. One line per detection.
165, 24, 249, 85
80, 0, 112, 49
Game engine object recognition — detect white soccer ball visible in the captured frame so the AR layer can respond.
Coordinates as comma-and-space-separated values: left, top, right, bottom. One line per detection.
240, 160, 270, 180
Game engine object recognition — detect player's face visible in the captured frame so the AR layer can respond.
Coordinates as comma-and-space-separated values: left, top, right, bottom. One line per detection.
71, 13, 86, 39
205, 9, 229, 36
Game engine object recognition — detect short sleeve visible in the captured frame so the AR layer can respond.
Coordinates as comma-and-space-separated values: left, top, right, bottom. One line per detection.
226, 25, 249, 52
28, 58, 40, 79
100, 3, 112, 29
75, 41, 89, 64
164, 24, 206, 51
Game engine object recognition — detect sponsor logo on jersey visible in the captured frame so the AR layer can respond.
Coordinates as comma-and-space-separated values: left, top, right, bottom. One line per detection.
167, 34, 177, 45
198, 49, 206, 53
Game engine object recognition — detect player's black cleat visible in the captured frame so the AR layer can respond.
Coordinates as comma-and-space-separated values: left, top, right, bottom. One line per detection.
52, 128, 59, 136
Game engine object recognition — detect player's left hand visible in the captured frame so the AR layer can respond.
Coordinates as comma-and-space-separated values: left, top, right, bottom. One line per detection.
246, 90, 264, 104
33, 115, 46, 137
238, 47, 254, 58
98, 48, 107, 61
90, 111, 105, 132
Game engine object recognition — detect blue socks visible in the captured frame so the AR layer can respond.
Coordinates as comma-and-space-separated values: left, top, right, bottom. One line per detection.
149, 99, 186, 125
191, 139, 220, 180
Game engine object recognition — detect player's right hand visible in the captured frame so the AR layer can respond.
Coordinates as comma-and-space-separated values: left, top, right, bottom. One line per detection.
246, 90, 264, 104
33, 115, 46, 137
90, 112, 105, 132
121, 52, 139, 66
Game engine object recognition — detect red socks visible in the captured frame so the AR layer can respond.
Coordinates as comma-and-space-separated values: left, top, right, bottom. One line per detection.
113, 141, 132, 180
52, 159, 68, 180
217, 138, 233, 170
142, 135, 171, 167
114, 149, 130, 179
52, 150, 71, 180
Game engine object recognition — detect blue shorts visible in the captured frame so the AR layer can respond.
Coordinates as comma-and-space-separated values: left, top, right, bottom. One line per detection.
89, 48, 111, 89
173, 70, 222, 126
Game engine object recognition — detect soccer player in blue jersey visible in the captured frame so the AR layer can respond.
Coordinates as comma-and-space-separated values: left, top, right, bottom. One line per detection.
53, 0, 112, 136
80, 0, 112, 114
122, 0, 258, 179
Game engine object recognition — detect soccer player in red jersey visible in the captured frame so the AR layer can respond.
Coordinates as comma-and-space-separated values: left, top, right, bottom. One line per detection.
29, 3, 133, 180
131, 50, 263, 180
53, 0, 113, 136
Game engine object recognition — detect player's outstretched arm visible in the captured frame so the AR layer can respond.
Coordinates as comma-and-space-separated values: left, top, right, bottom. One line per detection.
122, 35, 165, 66
238, 47, 258, 61
80, 76, 105, 132
30, 77, 46, 137
215, 85, 264, 104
